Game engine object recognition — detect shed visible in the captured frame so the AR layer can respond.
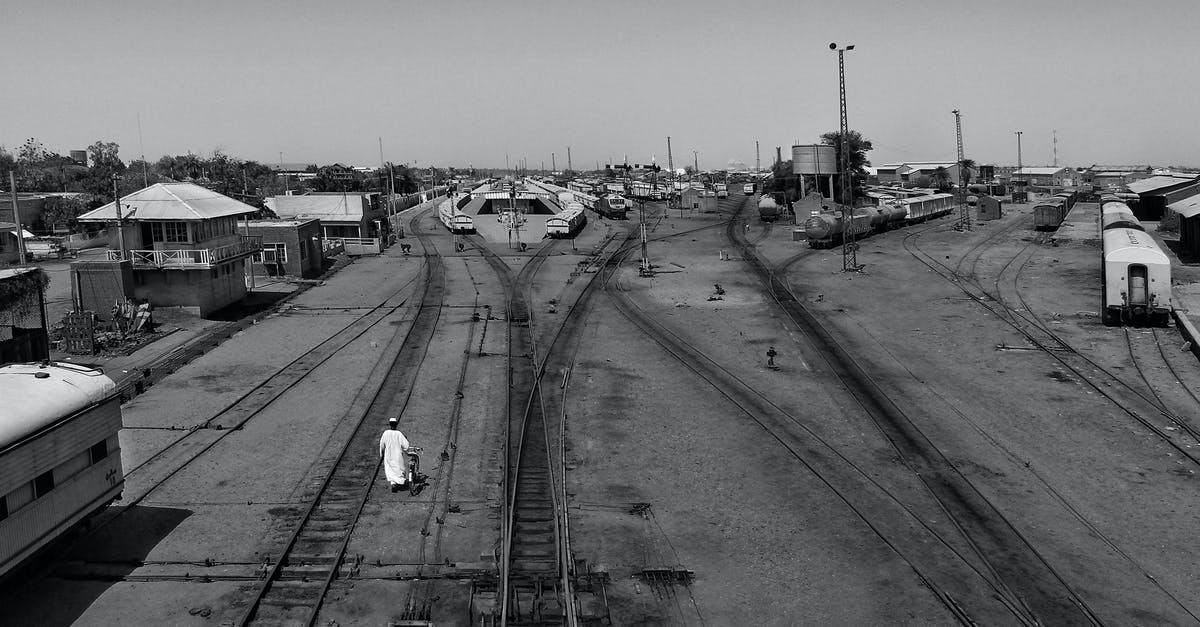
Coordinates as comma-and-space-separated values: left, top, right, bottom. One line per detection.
1168, 192, 1200, 259
977, 196, 1003, 221
1128, 175, 1200, 220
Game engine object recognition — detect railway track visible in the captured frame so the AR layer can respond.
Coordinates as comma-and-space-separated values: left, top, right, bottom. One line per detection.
716, 201, 1106, 624
60, 245, 428, 561
895, 214, 1200, 621
468, 237, 570, 625
462, 216, 643, 625
903, 219, 1200, 464
237, 214, 448, 626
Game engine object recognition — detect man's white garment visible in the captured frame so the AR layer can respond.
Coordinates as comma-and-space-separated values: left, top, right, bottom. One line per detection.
379, 429, 410, 485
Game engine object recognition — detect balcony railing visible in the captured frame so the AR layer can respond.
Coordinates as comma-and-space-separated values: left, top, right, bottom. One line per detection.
106, 235, 262, 268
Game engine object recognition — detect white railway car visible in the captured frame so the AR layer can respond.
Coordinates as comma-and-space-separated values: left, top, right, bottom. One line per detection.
438, 199, 475, 234
1101, 200, 1143, 232
897, 193, 955, 221
1, 362, 123, 579
1102, 228, 1172, 326
546, 203, 587, 238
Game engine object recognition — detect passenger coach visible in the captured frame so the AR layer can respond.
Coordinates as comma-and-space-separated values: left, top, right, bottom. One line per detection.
1, 362, 123, 579
1102, 228, 1172, 326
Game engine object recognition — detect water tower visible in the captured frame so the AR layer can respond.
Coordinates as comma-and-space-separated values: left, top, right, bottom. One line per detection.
792, 144, 837, 199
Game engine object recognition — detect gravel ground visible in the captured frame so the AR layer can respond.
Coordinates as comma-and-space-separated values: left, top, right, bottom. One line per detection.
7, 196, 1200, 625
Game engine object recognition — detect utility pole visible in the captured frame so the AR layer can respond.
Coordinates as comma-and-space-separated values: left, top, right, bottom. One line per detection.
953, 109, 970, 231
137, 112, 149, 187
693, 151, 698, 176
551, 152, 556, 174
112, 174, 126, 262
666, 136, 675, 211
567, 146, 572, 173
756, 140, 761, 175
8, 172, 27, 264
831, 42, 859, 272
1053, 129, 1058, 167
1015, 131, 1023, 172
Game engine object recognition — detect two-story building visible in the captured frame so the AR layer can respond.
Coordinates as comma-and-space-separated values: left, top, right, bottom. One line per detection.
73, 183, 262, 318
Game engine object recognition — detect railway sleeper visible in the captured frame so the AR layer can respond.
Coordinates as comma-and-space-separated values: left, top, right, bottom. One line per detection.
303, 519, 348, 532
515, 510, 553, 523
515, 520, 554, 534
514, 531, 555, 545
283, 552, 339, 566
294, 530, 347, 544
513, 545, 558, 560
511, 559, 558, 573
279, 564, 335, 579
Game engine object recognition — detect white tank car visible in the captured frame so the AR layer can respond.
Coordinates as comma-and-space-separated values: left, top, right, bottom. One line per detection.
438, 198, 475, 234
547, 203, 587, 238
1103, 227, 1172, 326
1, 362, 123, 579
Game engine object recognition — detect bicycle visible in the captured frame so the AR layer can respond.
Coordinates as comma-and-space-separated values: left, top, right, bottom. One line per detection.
405, 446, 423, 496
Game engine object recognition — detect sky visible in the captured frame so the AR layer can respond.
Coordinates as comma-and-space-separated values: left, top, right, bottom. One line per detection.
2, 0, 1198, 171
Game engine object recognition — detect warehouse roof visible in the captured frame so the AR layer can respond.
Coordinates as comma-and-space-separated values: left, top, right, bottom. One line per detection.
269, 193, 373, 223
78, 183, 258, 222
1013, 167, 1070, 176
1168, 192, 1200, 219
1126, 174, 1200, 195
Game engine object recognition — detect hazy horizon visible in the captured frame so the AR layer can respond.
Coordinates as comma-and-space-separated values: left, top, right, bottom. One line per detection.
3, 0, 1198, 171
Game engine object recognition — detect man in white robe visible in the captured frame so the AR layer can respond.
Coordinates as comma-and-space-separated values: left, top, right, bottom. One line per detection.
379, 417, 411, 492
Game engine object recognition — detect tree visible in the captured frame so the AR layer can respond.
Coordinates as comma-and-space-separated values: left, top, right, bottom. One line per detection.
0, 146, 14, 183
820, 130, 874, 203
930, 167, 954, 191
39, 196, 87, 232
958, 158, 976, 186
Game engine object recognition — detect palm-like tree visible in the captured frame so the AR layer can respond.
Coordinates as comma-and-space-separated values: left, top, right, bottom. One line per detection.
930, 166, 954, 191
958, 158, 977, 185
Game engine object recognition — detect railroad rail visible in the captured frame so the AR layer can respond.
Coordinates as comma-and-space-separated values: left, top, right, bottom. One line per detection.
723, 199, 1104, 624
237, 212, 447, 626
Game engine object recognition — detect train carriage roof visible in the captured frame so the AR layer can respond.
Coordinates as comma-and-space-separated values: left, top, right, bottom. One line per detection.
1103, 228, 1170, 265
0, 363, 117, 451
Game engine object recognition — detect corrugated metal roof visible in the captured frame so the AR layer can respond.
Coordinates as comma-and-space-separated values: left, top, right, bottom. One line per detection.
271, 194, 368, 221
78, 183, 257, 222
1013, 167, 1068, 176
1126, 175, 1200, 194
1168, 192, 1200, 219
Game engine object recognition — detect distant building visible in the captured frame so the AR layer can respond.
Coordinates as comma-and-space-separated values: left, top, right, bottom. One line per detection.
1011, 167, 1074, 187
876, 162, 961, 186
244, 219, 325, 278
74, 183, 262, 318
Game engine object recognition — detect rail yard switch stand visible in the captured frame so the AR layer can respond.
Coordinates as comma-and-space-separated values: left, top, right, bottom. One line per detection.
767, 346, 779, 370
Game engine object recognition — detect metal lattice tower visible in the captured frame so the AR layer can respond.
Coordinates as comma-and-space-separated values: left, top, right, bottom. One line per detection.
953, 109, 970, 231
832, 43, 858, 272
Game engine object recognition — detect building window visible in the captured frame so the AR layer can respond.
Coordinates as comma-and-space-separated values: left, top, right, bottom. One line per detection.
91, 439, 109, 464
0, 495, 7, 521
254, 243, 287, 264
34, 471, 55, 498
150, 222, 190, 243
165, 222, 189, 243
